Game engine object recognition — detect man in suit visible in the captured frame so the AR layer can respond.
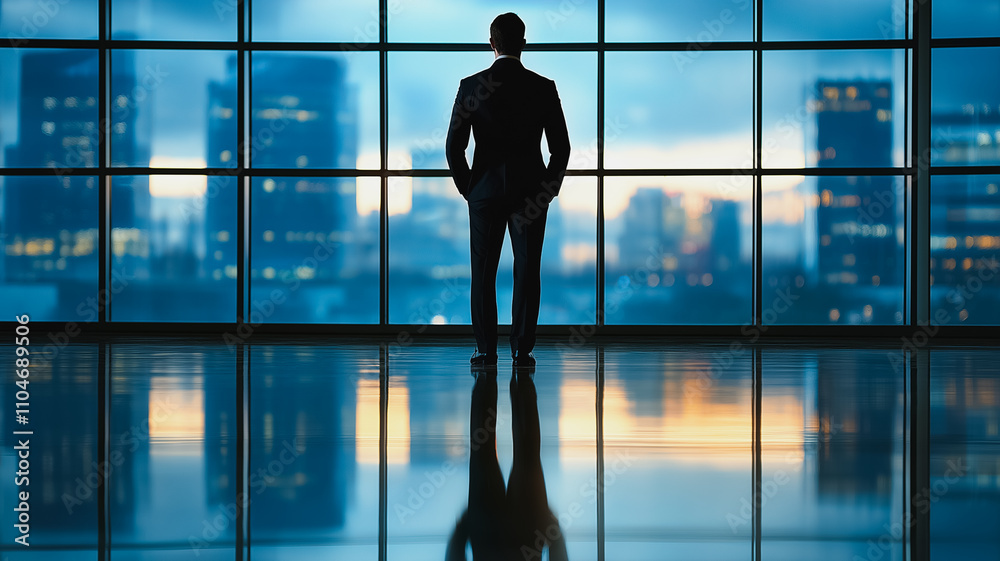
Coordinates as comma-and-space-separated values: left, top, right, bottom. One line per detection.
446, 12, 571, 367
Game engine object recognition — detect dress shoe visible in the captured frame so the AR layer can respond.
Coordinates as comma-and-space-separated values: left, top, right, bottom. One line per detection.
511, 350, 536, 367
470, 349, 498, 365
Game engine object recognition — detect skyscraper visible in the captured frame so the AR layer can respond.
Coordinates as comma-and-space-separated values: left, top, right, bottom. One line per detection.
205, 54, 359, 313
3, 49, 148, 317
811, 80, 900, 308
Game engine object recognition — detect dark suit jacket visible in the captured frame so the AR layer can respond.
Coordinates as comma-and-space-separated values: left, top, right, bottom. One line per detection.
446, 57, 571, 203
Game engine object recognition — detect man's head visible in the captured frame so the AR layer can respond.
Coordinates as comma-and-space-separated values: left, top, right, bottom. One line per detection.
490, 12, 525, 57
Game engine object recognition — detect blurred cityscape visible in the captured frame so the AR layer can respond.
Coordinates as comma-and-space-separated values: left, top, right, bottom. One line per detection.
1, 50, 999, 324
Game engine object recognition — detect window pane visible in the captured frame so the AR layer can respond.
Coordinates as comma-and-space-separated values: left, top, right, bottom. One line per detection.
253, 0, 379, 42
763, 50, 906, 168
762, 176, 905, 325
112, 0, 235, 41
389, 0, 596, 43
110, 346, 236, 560
0, 0, 98, 39
933, 0, 1000, 38
930, 47, 1000, 166
495, 177, 598, 325
0, 346, 99, 555
1, 49, 99, 168
388, 177, 470, 324
930, 175, 1000, 325
764, 0, 906, 40
389, 52, 594, 170
250, 52, 379, 169
250, 177, 380, 324
0, 176, 97, 321
111, 50, 236, 168
604, 176, 754, 325
605, 51, 753, 169
110, 175, 236, 322
606, 0, 753, 42
389, 52, 481, 170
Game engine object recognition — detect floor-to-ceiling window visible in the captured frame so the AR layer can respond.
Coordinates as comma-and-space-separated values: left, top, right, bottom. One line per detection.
1, 0, 997, 328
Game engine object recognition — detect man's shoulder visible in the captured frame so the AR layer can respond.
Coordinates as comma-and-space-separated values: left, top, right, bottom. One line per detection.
459, 64, 555, 90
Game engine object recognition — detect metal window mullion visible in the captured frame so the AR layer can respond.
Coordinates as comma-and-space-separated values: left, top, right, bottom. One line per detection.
378, 2, 390, 560
754, 1, 764, 330
914, 1, 931, 327
910, 2, 932, 559
237, 0, 248, 327
752, 2, 764, 559
596, 0, 606, 329
379, 0, 389, 329
99, 0, 110, 326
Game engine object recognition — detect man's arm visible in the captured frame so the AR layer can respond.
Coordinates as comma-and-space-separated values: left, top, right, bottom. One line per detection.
445, 81, 472, 200
543, 80, 571, 197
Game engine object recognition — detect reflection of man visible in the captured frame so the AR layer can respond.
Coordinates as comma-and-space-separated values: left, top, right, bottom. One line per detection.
446, 12, 571, 367
446, 368, 568, 561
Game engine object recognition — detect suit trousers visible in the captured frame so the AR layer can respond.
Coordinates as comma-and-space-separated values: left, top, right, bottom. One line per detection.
468, 195, 549, 356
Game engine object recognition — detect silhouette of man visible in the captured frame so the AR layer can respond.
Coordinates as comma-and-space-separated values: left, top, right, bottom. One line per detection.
446, 368, 569, 561
446, 13, 571, 367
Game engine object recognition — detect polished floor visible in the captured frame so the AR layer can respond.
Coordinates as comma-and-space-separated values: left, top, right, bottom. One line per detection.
1, 337, 998, 560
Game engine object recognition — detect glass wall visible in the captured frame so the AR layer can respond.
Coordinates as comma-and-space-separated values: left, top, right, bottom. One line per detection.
929, 29, 1000, 324
1, 0, 998, 326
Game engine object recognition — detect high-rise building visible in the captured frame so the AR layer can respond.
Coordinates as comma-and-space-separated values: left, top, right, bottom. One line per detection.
929, 175, 1000, 318
205, 54, 358, 294
707, 199, 743, 284
3, 49, 148, 316
616, 188, 686, 273
812, 80, 900, 289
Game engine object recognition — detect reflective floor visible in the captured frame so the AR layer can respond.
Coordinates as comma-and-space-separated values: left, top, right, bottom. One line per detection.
1, 338, 998, 560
